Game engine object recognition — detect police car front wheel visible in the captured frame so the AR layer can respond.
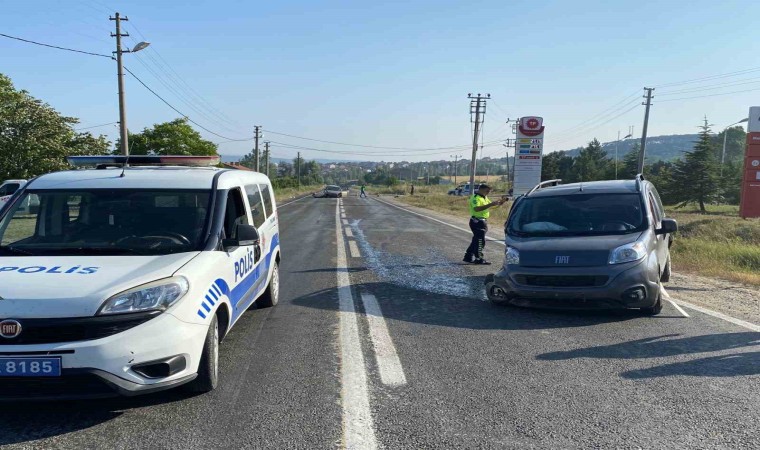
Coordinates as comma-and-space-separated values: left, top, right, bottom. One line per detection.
187, 315, 219, 393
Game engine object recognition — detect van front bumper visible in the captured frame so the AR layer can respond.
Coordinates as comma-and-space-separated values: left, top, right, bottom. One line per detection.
484, 259, 660, 310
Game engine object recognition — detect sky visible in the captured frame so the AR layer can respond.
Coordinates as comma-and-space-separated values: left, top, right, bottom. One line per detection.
2, 0, 759, 162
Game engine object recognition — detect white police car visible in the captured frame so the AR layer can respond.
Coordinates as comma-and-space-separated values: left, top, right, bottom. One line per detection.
0, 156, 280, 399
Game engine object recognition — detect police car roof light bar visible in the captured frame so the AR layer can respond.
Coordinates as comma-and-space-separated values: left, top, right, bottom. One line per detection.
67, 155, 221, 168
526, 179, 562, 197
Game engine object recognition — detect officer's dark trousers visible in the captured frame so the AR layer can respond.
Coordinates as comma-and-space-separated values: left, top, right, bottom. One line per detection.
466, 217, 487, 259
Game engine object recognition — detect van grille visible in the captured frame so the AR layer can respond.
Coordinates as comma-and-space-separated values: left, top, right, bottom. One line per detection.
514, 275, 609, 287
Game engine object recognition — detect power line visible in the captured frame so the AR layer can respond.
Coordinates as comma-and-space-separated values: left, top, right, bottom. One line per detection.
654, 66, 760, 89
122, 66, 253, 141
0, 33, 112, 58
124, 21, 244, 129
657, 76, 760, 96
261, 129, 498, 151
75, 121, 118, 130
658, 86, 760, 103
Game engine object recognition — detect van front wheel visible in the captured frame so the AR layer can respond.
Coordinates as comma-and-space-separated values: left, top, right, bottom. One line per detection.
258, 262, 280, 308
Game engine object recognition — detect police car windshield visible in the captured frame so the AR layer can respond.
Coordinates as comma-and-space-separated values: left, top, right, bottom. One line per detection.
0, 189, 212, 256
507, 193, 646, 237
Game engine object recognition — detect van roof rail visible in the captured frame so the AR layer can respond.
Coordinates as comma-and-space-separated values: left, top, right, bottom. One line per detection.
526, 179, 562, 197
634, 173, 645, 192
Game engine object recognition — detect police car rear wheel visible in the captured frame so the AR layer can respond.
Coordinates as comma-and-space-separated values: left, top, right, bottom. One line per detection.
188, 315, 219, 392
258, 262, 280, 308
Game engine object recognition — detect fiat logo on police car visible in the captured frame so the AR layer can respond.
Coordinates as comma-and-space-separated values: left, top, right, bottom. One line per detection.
0, 320, 22, 339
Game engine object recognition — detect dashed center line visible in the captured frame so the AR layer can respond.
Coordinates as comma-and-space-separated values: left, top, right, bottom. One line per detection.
345, 228, 354, 238
360, 292, 407, 387
348, 240, 362, 258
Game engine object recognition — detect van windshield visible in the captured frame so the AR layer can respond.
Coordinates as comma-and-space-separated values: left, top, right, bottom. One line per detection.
507, 193, 646, 237
0, 189, 212, 256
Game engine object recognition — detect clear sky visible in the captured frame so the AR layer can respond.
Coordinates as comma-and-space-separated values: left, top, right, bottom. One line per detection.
2, 0, 759, 162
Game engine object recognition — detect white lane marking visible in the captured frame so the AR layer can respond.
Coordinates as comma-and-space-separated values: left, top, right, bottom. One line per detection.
374, 197, 505, 246
335, 199, 378, 450
662, 287, 760, 332
345, 228, 354, 238
360, 293, 407, 387
341, 213, 347, 219
349, 240, 362, 258
342, 219, 349, 225
278, 195, 309, 208
660, 287, 690, 318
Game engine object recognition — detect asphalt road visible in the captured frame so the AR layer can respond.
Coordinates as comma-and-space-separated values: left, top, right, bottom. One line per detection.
2, 195, 759, 449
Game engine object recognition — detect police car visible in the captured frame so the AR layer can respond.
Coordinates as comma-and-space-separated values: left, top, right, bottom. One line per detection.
0, 179, 27, 209
0, 156, 280, 399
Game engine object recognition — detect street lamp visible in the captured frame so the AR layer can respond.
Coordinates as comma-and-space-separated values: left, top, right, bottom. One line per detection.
615, 131, 633, 179
721, 118, 749, 176
112, 12, 151, 156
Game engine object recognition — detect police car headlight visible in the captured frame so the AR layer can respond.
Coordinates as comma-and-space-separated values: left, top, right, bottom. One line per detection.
98, 277, 189, 315
505, 246, 520, 266
609, 242, 647, 265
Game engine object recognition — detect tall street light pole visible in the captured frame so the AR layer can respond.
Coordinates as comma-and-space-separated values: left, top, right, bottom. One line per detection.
111, 12, 150, 156
721, 118, 749, 176
450, 154, 461, 184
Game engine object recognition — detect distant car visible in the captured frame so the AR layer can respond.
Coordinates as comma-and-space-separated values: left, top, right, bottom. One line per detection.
485, 175, 677, 316
324, 185, 343, 198
447, 183, 478, 196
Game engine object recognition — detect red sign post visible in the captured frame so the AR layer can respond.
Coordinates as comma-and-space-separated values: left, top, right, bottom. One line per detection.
740, 107, 760, 218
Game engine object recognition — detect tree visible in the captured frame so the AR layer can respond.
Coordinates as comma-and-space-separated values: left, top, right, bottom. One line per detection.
670, 118, 720, 212
119, 118, 218, 156
618, 144, 640, 180
0, 73, 110, 179
572, 139, 611, 181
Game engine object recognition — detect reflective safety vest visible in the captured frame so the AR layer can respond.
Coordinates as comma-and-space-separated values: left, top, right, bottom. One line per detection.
469, 194, 490, 219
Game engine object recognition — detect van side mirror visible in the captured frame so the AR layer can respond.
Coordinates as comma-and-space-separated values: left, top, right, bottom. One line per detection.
223, 224, 260, 249
656, 218, 678, 235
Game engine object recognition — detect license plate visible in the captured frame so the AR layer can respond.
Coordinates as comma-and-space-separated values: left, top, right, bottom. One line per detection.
0, 357, 61, 377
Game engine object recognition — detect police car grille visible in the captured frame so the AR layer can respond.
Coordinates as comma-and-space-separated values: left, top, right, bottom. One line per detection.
515, 275, 609, 287
0, 311, 161, 345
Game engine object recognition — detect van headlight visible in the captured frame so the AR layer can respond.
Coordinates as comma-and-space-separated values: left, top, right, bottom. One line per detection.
98, 277, 189, 315
609, 242, 647, 265
505, 246, 520, 266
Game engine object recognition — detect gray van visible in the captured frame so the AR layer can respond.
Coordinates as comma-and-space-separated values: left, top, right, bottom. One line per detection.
485, 175, 677, 315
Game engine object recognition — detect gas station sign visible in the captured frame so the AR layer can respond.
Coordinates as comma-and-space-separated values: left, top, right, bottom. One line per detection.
740, 106, 760, 218
513, 117, 545, 196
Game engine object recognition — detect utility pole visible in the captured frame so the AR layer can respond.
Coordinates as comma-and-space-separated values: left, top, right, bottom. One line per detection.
468, 93, 489, 190
263, 141, 270, 177
297, 151, 301, 187
450, 154, 461, 184
638, 88, 654, 174
111, 13, 130, 156
253, 126, 262, 171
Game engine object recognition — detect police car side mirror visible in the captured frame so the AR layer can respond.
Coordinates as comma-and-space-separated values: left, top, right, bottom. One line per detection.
223, 224, 260, 249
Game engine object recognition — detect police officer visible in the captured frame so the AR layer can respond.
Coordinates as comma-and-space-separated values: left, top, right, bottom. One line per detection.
464, 183, 505, 265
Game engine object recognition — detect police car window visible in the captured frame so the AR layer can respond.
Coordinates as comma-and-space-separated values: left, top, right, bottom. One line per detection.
259, 183, 274, 219
0, 183, 20, 196
244, 184, 266, 228
224, 188, 249, 239
0, 190, 211, 255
